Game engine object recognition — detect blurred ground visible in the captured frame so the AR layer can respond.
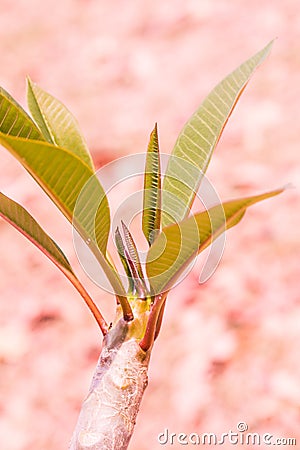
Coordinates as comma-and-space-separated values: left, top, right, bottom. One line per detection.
0, 0, 299, 449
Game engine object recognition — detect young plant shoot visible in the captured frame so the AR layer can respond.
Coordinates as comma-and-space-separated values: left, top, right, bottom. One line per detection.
0, 41, 284, 450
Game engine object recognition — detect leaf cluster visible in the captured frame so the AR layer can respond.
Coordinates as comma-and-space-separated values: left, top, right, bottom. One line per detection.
0, 41, 283, 348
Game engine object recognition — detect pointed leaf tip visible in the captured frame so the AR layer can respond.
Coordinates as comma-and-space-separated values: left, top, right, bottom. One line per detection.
26, 78, 95, 170
162, 41, 275, 228
115, 226, 135, 294
0, 85, 44, 140
121, 220, 145, 279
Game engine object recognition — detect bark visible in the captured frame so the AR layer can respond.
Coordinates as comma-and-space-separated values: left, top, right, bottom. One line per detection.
69, 318, 151, 450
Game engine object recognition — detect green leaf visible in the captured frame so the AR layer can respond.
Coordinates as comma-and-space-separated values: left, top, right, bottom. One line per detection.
121, 221, 145, 281
147, 188, 284, 295
0, 192, 109, 334
115, 226, 135, 293
120, 221, 148, 297
162, 41, 274, 227
0, 191, 72, 273
0, 87, 44, 140
0, 133, 126, 297
142, 123, 161, 244
27, 78, 95, 170
0, 134, 106, 248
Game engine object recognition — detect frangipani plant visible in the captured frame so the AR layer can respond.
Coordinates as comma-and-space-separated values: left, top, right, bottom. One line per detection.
0, 41, 284, 449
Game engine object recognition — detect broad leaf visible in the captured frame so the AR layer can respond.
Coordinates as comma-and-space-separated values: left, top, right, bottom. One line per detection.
147, 188, 283, 295
162, 41, 274, 227
27, 78, 94, 170
0, 192, 108, 333
142, 123, 161, 244
0, 87, 44, 140
0, 133, 126, 297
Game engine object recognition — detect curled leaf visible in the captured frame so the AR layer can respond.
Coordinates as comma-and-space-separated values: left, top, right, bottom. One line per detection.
115, 227, 135, 294
142, 123, 161, 244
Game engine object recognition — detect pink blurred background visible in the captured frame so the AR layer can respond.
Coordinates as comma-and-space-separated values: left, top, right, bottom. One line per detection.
0, 1, 299, 449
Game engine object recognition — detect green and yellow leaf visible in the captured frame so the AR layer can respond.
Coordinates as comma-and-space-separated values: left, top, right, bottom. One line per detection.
142, 123, 161, 244
115, 226, 135, 293
27, 78, 94, 170
0, 192, 108, 333
147, 188, 283, 295
120, 221, 148, 296
121, 220, 145, 281
162, 41, 274, 227
0, 87, 44, 140
0, 191, 71, 272
0, 133, 126, 297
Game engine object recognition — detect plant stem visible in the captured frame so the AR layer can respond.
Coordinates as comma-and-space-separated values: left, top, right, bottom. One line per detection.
139, 292, 167, 351
154, 298, 166, 341
85, 238, 134, 321
69, 319, 150, 450
116, 295, 134, 321
67, 270, 109, 336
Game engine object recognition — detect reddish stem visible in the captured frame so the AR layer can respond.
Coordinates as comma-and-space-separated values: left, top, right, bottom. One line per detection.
139, 292, 167, 351
67, 270, 109, 336
154, 299, 166, 341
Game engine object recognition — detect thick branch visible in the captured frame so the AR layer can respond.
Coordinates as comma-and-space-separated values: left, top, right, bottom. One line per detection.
70, 319, 150, 450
